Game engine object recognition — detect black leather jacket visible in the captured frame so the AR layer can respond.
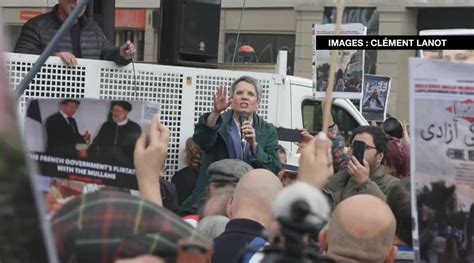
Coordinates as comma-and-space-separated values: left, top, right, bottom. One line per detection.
14, 5, 130, 65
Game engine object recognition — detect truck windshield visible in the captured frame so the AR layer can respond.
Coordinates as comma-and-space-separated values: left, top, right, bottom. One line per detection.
302, 99, 359, 145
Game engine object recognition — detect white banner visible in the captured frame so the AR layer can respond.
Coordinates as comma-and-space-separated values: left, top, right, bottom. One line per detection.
410, 58, 474, 262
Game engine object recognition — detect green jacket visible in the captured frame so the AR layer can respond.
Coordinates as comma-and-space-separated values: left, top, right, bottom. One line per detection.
181, 110, 281, 211
323, 165, 399, 209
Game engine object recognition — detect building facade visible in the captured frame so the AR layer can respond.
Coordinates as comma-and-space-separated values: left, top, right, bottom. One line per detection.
2, 0, 474, 120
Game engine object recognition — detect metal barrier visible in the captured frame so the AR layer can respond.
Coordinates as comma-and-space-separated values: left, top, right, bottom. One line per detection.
6, 52, 283, 179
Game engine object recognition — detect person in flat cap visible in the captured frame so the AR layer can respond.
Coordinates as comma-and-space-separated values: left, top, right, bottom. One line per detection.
88, 101, 142, 168
181, 159, 253, 218
208, 159, 253, 190
204, 160, 253, 217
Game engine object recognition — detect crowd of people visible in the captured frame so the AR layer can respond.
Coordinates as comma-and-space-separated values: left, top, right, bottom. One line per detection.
37, 75, 413, 263
7, 1, 419, 262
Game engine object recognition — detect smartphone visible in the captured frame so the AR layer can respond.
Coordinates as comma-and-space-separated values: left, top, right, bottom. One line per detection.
277, 127, 303, 142
352, 140, 366, 164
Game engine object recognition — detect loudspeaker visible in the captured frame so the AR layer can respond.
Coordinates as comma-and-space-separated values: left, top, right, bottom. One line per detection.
152, 10, 160, 29
159, 0, 221, 68
90, 0, 116, 41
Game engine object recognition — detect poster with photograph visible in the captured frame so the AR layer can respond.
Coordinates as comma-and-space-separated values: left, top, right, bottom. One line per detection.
312, 23, 366, 99
23, 99, 160, 191
409, 58, 474, 262
420, 29, 474, 63
360, 74, 391, 122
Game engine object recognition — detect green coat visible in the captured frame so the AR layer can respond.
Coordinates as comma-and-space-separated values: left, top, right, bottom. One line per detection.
323, 165, 399, 209
181, 110, 281, 211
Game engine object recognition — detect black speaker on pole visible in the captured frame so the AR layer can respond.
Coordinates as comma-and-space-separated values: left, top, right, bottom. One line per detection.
159, 0, 221, 68
90, 0, 116, 41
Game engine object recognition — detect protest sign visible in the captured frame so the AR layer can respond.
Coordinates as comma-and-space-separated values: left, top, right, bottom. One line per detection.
312, 23, 366, 99
24, 99, 160, 190
409, 58, 474, 262
360, 74, 391, 122
420, 29, 474, 63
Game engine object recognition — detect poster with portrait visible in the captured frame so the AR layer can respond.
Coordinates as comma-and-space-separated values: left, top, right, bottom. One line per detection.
312, 23, 366, 99
409, 58, 474, 262
23, 98, 160, 193
420, 29, 474, 63
360, 74, 391, 122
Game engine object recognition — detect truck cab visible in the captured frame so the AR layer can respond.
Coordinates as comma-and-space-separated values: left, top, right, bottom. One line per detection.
276, 75, 369, 152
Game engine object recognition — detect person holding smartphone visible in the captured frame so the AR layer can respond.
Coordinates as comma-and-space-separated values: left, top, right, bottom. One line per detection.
323, 126, 399, 209
181, 76, 281, 213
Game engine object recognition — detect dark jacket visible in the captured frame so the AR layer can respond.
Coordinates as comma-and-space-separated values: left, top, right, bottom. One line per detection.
88, 120, 142, 168
181, 110, 281, 212
171, 166, 199, 206
160, 179, 180, 214
45, 112, 85, 158
212, 219, 267, 263
323, 165, 399, 209
14, 5, 130, 65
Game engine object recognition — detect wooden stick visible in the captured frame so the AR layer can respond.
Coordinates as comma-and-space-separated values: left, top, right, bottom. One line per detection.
322, 0, 345, 133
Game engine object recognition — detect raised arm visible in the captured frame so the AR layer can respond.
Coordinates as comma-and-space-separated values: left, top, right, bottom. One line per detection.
134, 115, 170, 207
193, 85, 232, 151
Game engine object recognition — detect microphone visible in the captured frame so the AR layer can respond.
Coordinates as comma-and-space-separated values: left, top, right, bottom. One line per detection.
239, 112, 248, 143
273, 182, 330, 227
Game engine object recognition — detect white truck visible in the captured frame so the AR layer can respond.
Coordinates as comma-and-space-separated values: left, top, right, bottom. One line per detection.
6, 51, 368, 179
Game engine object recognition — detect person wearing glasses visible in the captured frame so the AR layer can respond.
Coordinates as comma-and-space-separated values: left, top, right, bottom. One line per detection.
323, 126, 399, 209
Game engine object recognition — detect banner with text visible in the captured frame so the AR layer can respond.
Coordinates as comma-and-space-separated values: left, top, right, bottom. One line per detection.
315, 35, 474, 50
24, 99, 160, 191
409, 58, 474, 262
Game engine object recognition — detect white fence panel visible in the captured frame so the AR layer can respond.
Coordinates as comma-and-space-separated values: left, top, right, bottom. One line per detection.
5, 52, 282, 179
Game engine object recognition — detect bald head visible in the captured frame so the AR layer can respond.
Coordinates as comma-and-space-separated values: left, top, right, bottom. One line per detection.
327, 195, 396, 262
229, 169, 282, 227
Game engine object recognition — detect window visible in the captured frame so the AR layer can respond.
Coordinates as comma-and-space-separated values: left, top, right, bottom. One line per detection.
224, 33, 295, 74
302, 99, 360, 144
6, 25, 23, 52
323, 7, 379, 74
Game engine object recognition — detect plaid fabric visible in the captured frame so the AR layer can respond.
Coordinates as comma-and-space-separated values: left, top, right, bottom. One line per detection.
51, 189, 211, 263
328, 125, 349, 173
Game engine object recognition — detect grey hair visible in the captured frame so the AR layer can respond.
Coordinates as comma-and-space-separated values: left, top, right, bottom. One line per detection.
230, 75, 263, 100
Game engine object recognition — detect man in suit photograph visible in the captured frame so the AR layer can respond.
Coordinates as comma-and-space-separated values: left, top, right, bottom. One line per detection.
45, 99, 90, 158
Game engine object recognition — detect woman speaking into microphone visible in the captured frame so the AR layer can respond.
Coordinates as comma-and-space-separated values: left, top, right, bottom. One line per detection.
181, 76, 281, 212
